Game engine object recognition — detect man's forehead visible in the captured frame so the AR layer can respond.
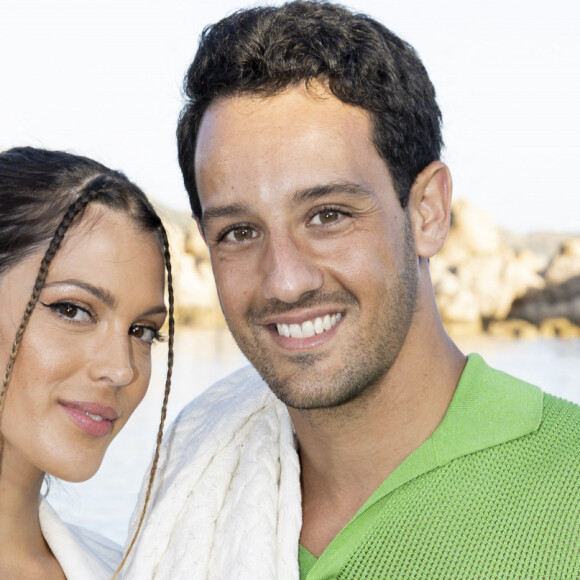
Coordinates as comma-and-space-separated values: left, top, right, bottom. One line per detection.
199, 82, 370, 139
196, 95, 373, 178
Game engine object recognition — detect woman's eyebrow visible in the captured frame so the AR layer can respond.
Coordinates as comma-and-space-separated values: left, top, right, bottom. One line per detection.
44, 279, 117, 308
43, 280, 167, 317
139, 304, 168, 317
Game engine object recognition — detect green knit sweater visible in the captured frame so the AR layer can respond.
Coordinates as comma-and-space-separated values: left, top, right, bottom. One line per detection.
300, 354, 580, 579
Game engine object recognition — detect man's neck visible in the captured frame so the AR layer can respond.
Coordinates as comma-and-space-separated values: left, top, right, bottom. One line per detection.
289, 320, 466, 557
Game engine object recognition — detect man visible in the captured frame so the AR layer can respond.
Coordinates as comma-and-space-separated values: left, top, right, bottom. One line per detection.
125, 2, 580, 577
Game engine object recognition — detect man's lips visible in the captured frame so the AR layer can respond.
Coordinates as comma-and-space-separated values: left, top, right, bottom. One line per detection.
275, 312, 342, 338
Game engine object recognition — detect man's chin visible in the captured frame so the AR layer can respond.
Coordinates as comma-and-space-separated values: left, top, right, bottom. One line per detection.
259, 371, 366, 411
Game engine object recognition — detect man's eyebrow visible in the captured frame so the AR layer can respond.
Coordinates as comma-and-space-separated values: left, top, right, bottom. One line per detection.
44, 279, 117, 309
201, 181, 373, 227
202, 202, 250, 227
290, 181, 374, 206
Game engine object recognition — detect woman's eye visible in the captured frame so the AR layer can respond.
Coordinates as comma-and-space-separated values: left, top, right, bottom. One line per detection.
310, 209, 341, 225
129, 325, 162, 344
223, 226, 257, 242
43, 302, 92, 322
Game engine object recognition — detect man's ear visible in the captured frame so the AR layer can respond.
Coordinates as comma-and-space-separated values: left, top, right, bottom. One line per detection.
408, 161, 452, 259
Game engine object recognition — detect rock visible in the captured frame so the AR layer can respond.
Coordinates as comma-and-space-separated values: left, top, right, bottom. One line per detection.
432, 201, 545, 325
509, 276, 580, 327
436, 200, 500, 267
444, 320, 484, 338
539, 317, 580, 339
162, 217, 224, 327
500, 230, 570, 263
545, 239, 580, 284
436, 285, 481, 324
487, 319, 540, 339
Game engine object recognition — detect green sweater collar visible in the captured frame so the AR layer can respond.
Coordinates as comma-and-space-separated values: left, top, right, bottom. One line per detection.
364, 352, 543, 507
301, 353, 544, 579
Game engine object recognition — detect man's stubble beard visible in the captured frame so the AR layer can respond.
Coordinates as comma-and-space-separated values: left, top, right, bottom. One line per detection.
223, 217, 418, 411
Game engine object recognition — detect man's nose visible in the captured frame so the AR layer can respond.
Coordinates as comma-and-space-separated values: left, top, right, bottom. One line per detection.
261, 234, 324, 304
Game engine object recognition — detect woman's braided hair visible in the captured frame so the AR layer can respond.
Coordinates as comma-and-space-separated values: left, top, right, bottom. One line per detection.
0, 147, 174, 572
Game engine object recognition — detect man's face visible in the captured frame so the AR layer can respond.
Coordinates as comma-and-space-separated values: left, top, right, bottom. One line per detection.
195, 83, 418, 409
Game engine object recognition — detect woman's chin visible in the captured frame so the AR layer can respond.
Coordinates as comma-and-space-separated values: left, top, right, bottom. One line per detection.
45, 457, 104, 483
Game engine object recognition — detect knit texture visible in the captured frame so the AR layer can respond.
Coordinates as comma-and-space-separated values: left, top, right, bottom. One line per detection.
335, 393, 580, 578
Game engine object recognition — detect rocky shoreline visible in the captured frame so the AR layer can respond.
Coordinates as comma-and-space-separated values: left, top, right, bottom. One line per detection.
431, 201, 580, 338
160, 201, 580, 339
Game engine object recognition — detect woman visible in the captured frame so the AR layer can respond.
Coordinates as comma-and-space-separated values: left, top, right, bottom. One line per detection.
0, 147, 174, 579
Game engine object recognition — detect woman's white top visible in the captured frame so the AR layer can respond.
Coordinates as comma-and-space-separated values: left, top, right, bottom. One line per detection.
39, 498, 122, 579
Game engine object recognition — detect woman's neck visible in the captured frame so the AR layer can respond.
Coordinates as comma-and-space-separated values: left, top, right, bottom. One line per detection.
0, 447, 65, 579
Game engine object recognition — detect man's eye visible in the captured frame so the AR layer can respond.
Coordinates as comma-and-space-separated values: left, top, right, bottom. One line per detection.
310, 209, 341, 225
224, 226, 257, 242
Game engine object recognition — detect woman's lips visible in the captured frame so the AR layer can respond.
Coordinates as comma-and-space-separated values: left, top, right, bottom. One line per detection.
59, 400, 117, 437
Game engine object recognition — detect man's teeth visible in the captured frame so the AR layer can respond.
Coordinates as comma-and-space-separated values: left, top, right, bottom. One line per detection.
84, 411, 106, 422
276, 313, 342, 338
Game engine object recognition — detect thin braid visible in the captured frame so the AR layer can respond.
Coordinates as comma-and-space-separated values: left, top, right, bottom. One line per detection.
112, 222, 175, 579
0, 176, 108, 423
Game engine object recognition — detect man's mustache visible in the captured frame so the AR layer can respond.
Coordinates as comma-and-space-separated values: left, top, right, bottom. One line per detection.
247, 290, 359, 321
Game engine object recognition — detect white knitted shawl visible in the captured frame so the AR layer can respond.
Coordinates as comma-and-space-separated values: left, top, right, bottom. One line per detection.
40, 499, 122, 579
123, 365, 302, 579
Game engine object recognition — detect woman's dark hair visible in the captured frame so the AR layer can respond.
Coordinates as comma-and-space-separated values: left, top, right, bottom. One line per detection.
177, 0, 443, 219
0, 146, 174, 576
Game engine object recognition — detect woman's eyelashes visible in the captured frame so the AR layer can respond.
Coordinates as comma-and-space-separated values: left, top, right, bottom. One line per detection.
129, 324, 165, 345
41, 301, 94, 323
41, 301, 165, 344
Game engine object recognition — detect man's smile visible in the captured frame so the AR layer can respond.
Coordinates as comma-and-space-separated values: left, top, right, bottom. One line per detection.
275, 313, 342, 338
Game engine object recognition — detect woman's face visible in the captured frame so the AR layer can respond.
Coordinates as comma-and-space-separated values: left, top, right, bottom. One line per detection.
0, 206, 166, 482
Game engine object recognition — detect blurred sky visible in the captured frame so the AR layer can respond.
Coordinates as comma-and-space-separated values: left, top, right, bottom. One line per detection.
1, 0, 579, 234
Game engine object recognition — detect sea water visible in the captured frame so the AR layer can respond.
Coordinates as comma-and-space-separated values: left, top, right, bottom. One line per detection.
49, 328, 580, 545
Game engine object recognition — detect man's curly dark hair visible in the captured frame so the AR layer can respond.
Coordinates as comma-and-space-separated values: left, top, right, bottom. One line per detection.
177, 0, 443, 219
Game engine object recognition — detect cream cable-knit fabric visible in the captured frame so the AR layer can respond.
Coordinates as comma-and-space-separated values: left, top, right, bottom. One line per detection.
123, 364, 302, 579
39, 499, 122, 579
